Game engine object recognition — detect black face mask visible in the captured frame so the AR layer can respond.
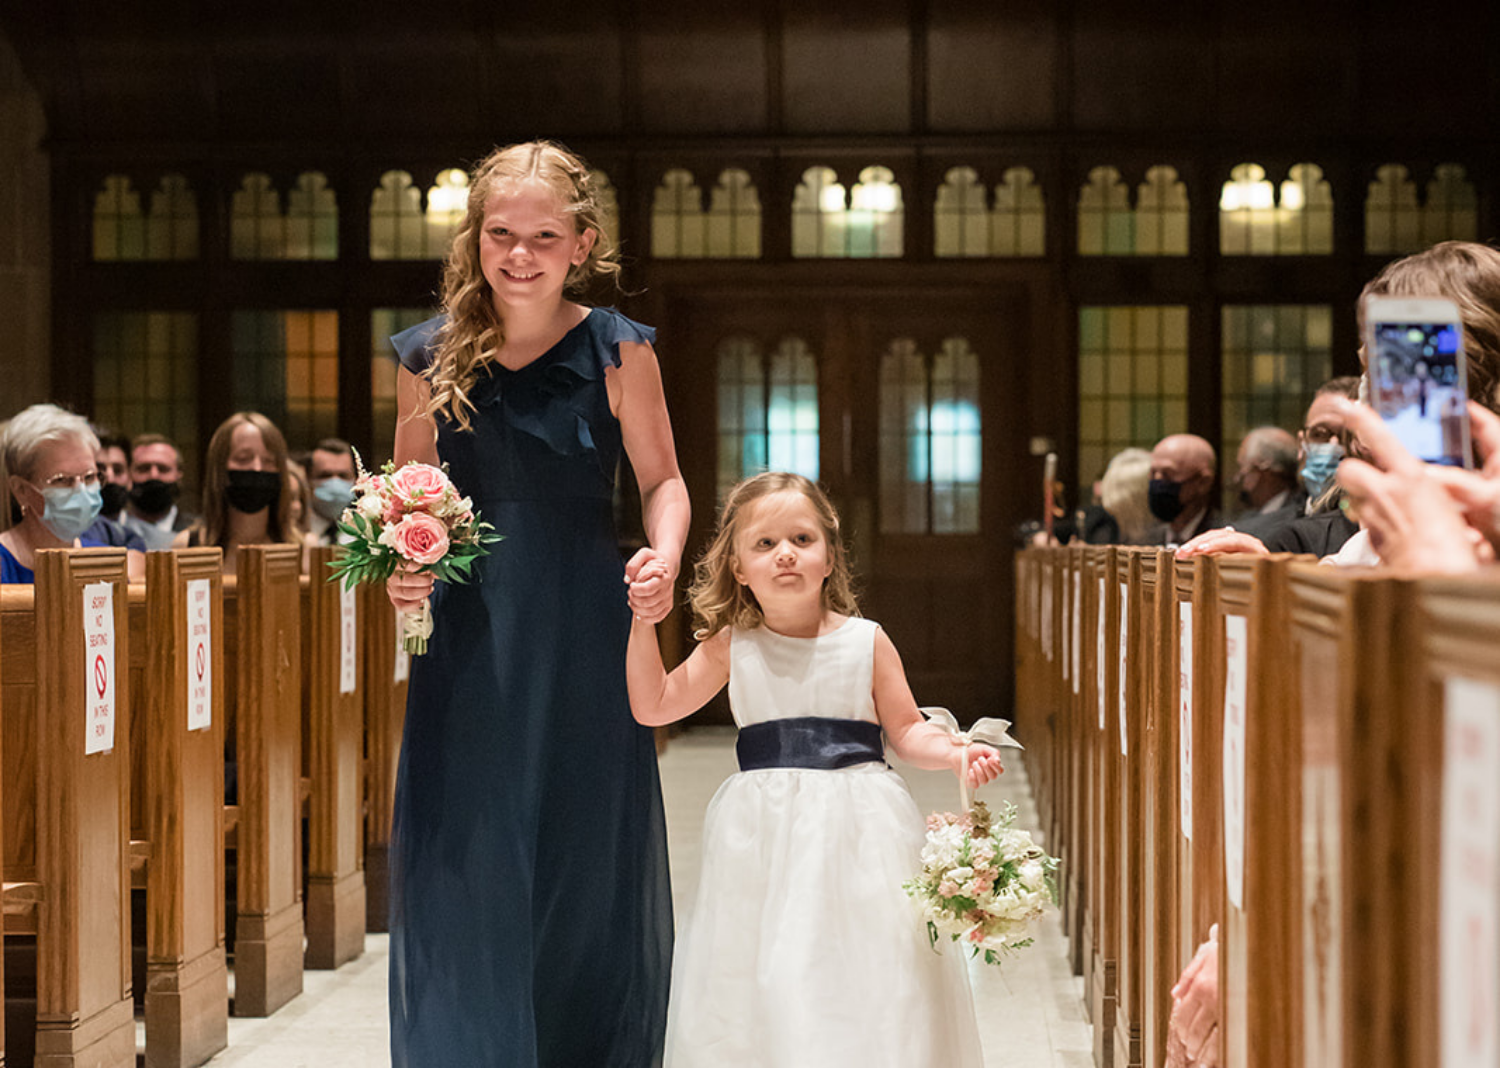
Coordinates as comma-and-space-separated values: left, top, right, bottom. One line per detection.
100, 482, 130, 516
225, 469, 282, 515
129, 478, 181, 515
1148, 478, 1185, 522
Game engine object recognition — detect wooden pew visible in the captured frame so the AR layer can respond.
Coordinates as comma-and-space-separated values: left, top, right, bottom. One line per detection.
1215, 555, 1303, 1068
1, 549, 135, 1067
1085, 545, 1120, 1067
1138, 548, 1177, 1068
230, 545, 305, 1017
1111, 549, 1145, 1068
1060, 547, 1089, 978
301, 546, 366, 969
361, 586, 408, 934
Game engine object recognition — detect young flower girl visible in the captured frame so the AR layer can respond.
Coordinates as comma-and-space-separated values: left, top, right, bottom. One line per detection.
627, 471, 1003, 1067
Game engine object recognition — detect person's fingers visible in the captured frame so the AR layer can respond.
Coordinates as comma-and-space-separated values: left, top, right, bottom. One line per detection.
1468, 403, 1500, 474
1337, 400, 1426, 475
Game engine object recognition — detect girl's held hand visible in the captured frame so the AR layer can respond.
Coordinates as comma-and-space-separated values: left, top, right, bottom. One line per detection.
625, 547, 677, 624
387, 562, 435, 612
956, 743, 1005, 788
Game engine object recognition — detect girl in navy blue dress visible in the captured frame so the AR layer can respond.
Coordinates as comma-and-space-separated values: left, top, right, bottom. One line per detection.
386, 141, 688, 1067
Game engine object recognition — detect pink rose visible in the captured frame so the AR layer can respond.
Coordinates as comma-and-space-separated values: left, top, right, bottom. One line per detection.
390, 512, 450, 566
390, 463, 450, 513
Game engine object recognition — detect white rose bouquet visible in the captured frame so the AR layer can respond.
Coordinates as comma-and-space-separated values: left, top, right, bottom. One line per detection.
326, 454, 502, 654
903, 708, 1057, 966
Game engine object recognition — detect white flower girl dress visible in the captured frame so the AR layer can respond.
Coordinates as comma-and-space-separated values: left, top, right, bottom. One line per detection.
665, 616, 984, 1067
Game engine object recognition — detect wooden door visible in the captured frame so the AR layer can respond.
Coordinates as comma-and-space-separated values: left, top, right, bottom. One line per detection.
663, 286, 1028, 724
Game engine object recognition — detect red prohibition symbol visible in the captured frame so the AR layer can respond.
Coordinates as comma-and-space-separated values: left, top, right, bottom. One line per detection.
195, 643, 206, 681
93, 654, 108, 698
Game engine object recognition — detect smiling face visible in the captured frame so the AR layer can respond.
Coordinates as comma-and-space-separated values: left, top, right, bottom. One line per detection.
478, 178, 596, 314
731, 490, 833, 609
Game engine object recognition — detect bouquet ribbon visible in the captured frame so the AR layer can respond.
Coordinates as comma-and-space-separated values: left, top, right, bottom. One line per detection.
920, 706, 1024, 810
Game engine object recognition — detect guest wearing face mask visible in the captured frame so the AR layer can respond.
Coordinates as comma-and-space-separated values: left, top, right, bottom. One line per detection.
81, 427, 148, 553
0, 404, 145, 583
1147, 433, 1222, 546
305, 437, 358, 544
1226, 427, 1301, 541
174, 411, 303, 575
1297, 376, 1361, 507
123, 433, 197, 551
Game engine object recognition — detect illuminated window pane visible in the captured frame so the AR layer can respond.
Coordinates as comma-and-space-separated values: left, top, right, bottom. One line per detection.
654, 168, 762, 259
1135, 166, 1189, 255
1219, 160, 1332, 256
1365, 164, 1422, 255
232, 310, 339, 449
652, 169, 701, 259
1078, 167, 1133, 255
424, 168, 469, 259
92, 176, 145, 261
286, 172, 338, 260
879, 338, 981, 534
92, 312, 200, 486
995, 167, 1045, 256
370, 170, 430, 260
371, 307, 432, 465
707, 169, 762, 258
1220, 305, 1332, 499
715, 337, 817, 501
1277, 164, 1334, 254
231, 173, 286, 260
1077, 306, 1190, 490
935, 167, 988, 258
793, 165, 902, 259
1423, 164, 1478, 246
143, 175, 199, 260
1220, 164, 1277, 255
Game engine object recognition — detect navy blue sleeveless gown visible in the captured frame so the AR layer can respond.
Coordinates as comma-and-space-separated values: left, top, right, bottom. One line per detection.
388, 308, 672, 1066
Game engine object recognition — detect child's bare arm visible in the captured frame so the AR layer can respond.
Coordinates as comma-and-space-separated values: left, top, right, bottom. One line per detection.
626, 620, 731, 727
871, 626, 1005, 788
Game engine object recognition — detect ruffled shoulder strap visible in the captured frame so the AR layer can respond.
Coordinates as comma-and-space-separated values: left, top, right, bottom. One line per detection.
568, 307, 656, 379
390, 314, 445, 374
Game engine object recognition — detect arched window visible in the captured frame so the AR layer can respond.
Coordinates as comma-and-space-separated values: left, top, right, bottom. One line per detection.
793, 165, 903, 258
1076, 306, 1189, 489
231, 174, 285, 260
652, 169, 703, 259
879, 338, 981, 534
94, 174, 199, 261
716, 336, 819, 500
707, 169, 761, 257
370, 170, 432, 260
1366, 163, 1477, 253
1220, 162, 1333, 255
1134, 166, 1189, 255
1078, 167, 1134, 255
285, 173, 338, 260
934, 166, 1045, 257
652, 168, 761, 258
423, 168, 470, 257
231, 172, 337, 261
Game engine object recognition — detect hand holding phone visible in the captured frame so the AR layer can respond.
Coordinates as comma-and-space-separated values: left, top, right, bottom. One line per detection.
1361, 295, 1472, 467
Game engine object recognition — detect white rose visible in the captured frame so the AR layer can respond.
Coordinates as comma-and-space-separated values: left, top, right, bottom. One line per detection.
358, 493, 385, 519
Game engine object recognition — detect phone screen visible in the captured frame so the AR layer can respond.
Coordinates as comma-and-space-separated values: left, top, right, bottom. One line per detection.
1368, 319, 1469, 466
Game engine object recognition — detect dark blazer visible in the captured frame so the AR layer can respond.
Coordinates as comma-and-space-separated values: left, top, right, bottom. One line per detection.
1264, 510, 1359, 558
1230, 489, 1309, 543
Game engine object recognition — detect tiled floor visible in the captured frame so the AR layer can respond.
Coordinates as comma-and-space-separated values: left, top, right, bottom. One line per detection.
203, 728, 1092, 1066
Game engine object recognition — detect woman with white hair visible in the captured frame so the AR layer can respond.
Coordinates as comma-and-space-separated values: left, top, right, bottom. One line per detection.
0, 403, 144, 582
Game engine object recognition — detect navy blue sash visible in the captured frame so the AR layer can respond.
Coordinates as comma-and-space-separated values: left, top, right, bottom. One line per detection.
735, 717, 886, 772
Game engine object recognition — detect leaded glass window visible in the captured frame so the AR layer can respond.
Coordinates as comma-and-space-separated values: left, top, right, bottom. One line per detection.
231, 310, 339, 449
93, 174, 198, 261
793, 165, 903, 258
653, 168, 761, 258
1220, 162, 1333, 255
935, 166, 1045, 257
1366, 162, 1478, 254
92, 312, 200, 484
716, 336, 819, 500
879, 338, 981, 534
1077, 306, 1190, 488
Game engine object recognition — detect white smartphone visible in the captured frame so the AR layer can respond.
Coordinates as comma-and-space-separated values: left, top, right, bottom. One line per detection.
1361, 295, 1472, 467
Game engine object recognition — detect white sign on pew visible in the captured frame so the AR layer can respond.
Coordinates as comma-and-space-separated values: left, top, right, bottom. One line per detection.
1223, 614, 1248, 910
1441, 676, 1500, 1068
1061, 570, 1071, 684
1118, 583, 1129, 756
339, 583, 358, 694
1071, 572, 1081, 696
1041, 566, 1054, 663
1179, 600, 1193, 840
187, 578, 212, 731
1096, 577, 1106, 731
83, 581, 117, 755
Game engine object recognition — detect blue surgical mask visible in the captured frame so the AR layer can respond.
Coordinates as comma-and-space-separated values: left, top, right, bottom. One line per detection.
1300, 441, 1344, 500
36, 483, 103, 542
312, 478, 355, 522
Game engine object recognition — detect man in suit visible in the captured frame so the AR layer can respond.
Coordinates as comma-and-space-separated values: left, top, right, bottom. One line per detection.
1148, 433, 1222, 546
120, 433, 196, 551
1227, 427, 1303, 541
306, 437, 357, 544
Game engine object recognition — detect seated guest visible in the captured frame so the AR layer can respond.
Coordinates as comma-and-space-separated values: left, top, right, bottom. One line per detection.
1297, 376, 1361, 509
1099, 446, 1154, 544
1148, 433, 1222, 545
84, 427, 147, 552
176, 411, 303, 575
305, 436, 358, 544
0, 404, 144, 582
122, 432, 196, 551
1227, 427, 1301, 541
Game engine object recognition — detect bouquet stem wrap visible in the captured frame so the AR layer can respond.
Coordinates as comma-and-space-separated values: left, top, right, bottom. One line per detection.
401, 599, 435, 656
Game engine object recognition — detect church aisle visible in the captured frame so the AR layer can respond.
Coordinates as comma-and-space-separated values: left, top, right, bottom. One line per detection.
202, 727, 1092, 1066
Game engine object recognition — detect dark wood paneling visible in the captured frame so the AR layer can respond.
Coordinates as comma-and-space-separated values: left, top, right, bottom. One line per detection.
927, 0, 1058, 132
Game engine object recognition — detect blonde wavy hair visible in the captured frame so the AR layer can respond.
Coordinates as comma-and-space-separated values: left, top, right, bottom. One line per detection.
688, 472, 860, 639
426, 140, 621, 430
1361, 240, 1500, 416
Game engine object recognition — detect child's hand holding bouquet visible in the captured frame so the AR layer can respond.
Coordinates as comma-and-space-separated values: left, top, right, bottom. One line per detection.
327, 456, 502, 655
903, 707, 1059, 966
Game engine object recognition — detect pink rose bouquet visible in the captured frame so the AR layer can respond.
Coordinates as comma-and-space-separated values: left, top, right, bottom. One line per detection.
902, 707, 1056, 966
327, 455, 501, 654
